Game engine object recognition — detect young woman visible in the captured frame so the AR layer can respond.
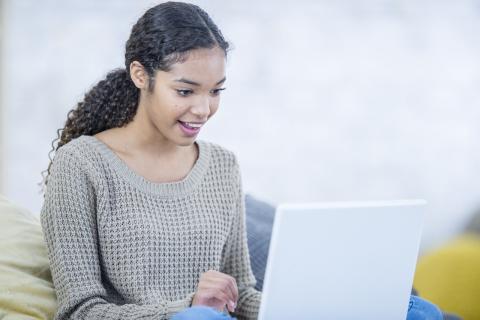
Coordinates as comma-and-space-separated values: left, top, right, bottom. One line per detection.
41, 2, 444, 320
41, 2, 259, 319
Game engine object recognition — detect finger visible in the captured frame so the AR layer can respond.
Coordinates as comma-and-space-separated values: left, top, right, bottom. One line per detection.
227, 300, 236, 313
205, 288, 230, 307
214, 272, 239, 303
228, 277, 238, 302
225, 277, 238, 304
201, 271, 238, 305
205, 277, 236, 303
194, 288, 229, 309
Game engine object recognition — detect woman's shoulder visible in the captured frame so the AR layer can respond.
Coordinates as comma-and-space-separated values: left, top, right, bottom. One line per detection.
53, 135, 96, 159
199, 140, 239, 167
198, 140, 242, 182
51, 135, 102, 173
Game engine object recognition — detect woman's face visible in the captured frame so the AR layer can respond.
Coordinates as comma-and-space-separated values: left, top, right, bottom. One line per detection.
142, 46, 226, 147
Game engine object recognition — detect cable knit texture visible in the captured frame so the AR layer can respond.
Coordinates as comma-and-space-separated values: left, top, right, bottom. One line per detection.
40, 135, 261, 320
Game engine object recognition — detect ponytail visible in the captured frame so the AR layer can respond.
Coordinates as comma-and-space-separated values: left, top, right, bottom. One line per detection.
42, 68, 139, 188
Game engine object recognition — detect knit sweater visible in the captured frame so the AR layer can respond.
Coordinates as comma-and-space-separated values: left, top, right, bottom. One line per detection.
40, 135, 261, 320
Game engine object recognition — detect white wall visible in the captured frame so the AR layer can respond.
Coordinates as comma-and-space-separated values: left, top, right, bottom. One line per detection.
0, 0, 4, 194
2, 0, 480, 253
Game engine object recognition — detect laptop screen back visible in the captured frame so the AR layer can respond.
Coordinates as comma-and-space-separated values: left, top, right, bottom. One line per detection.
258, 200, 425, 320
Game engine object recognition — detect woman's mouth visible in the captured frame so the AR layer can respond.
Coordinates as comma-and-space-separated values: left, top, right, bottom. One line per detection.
178, 121, 203, 137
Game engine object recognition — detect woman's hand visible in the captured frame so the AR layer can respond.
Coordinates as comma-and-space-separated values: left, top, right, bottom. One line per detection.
192, 270, 238, 313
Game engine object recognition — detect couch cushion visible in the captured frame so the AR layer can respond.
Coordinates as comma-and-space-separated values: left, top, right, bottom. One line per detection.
0, 194, 56, 319
414, 234, 480, 320
244, 194, 276, 291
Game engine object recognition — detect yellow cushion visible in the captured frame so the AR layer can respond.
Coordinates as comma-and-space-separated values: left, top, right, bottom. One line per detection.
0, 194, 57, 319
414, 234, 480, 320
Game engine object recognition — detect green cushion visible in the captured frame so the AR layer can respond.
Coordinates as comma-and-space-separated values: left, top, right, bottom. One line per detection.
0, 194, 57, 319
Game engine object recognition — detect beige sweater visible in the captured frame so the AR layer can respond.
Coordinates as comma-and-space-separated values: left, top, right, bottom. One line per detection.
40, 135, 261, 320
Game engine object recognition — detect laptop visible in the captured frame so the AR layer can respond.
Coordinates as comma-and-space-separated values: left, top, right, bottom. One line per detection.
257, 200, 426, 320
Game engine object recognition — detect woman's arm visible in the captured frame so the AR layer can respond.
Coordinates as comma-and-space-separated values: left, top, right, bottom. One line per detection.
41, 147, 194, 320
220, 157, 262, 320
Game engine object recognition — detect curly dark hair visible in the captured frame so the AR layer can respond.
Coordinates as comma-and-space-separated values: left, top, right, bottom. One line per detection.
41, 1, 229, 190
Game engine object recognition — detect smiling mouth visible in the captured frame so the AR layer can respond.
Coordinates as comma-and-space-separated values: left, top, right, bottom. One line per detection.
178, 121, 204, 129
178, 121, 203, 136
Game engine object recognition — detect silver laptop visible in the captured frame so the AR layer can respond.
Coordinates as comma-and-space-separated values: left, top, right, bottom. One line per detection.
258, 200, 426, 320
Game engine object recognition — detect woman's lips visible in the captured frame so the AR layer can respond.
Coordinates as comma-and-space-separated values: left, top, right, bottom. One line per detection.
178, 121, 202, 137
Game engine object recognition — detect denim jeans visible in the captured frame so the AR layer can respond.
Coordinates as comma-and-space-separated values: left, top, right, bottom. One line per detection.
407, 295, 444, 320
172, 306, 233, 320
172, 295, 444, 320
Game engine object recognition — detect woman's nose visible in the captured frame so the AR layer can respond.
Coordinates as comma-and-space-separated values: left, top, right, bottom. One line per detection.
190, 96, 211, 118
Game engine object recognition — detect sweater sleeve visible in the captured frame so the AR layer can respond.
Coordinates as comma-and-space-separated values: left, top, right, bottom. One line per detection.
220, 156, 262, 320
40, 147, 194, 320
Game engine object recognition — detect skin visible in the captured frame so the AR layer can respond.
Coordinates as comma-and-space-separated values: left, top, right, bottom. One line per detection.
94, 46, 238, 312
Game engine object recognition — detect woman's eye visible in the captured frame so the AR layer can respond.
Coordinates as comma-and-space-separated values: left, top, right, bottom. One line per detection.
176, 89, 193, 97
211, 88, 226, 96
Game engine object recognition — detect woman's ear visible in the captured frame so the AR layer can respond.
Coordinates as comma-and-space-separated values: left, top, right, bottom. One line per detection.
129, 61, 150, 90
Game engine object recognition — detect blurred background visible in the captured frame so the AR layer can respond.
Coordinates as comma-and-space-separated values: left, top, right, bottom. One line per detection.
1, 0, 480, 255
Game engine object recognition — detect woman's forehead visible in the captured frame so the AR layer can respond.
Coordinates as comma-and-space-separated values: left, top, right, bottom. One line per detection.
164, 47, 226, 84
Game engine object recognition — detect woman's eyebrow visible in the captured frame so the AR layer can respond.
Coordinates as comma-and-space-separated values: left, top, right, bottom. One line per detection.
216, 77, 227, 85
174, 77, 226, 86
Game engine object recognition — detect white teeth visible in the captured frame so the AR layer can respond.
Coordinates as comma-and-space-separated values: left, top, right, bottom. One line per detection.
185, 122, 202, 128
